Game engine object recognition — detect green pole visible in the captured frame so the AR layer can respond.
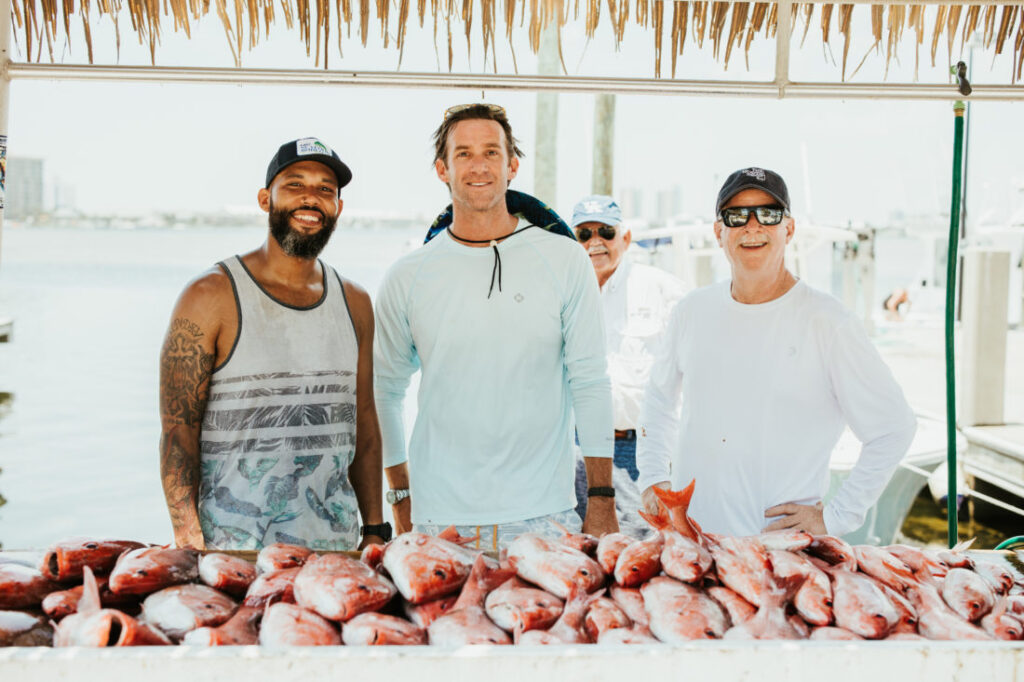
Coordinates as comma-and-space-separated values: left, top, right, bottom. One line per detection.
946, 100, 967, 549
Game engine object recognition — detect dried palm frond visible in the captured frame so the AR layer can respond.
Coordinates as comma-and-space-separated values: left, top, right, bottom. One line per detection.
722, 1, 746, 69
653, 0, 664, 76
838, 3, 853, 80
930, 4, 947, 66
708, 0, 729, 59
692, 0, 707, 47
670, 0, 688, 77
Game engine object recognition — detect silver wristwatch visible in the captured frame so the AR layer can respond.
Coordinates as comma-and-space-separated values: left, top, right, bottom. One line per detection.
385, 488, 410, 505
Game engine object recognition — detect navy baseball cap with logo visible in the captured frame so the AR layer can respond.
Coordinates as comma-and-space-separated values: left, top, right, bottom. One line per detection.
266, 137, 353, 191
571, 195, 623, 228
715, 167, 790, 215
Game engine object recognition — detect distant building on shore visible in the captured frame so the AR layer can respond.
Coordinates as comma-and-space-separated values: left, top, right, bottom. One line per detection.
6, 157, 45, 220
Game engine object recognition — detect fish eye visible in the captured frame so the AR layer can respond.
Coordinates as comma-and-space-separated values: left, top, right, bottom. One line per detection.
434, 569, 446, 578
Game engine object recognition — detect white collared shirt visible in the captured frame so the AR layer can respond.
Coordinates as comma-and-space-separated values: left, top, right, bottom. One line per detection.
601, 255, 686, 430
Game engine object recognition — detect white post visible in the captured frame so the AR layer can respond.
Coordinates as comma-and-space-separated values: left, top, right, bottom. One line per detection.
591, 94, 615, 195
533, 22, 559, 208
857, 229, 876, 334
960, 248, 1011, 427
0, 0, 11, 265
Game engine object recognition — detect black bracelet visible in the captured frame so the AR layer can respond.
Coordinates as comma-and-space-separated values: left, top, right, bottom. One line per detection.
587, 486, 616, 498
360, 522, 393, 542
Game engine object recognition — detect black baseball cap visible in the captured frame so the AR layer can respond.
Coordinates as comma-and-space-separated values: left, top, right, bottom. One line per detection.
715, 167, 790, 215
266, 137, 352, 191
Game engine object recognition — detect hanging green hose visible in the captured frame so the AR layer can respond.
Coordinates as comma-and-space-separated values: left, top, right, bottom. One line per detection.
946, 100, 966, 549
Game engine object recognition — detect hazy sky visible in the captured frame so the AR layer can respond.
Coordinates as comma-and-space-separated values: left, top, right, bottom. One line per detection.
5, 5, 1023, 229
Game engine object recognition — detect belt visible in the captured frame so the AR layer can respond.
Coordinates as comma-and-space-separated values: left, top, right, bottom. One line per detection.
614, 429, 636, 441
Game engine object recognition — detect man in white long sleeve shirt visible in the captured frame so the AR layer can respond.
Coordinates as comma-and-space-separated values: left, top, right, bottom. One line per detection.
569, 195, 685, 537
374, 104, 618, 548
637, 167, 916, 538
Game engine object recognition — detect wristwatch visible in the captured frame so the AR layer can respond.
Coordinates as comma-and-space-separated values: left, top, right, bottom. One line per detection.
361, 522, 393, 542
587, 486, 616, 498
385, 488, 410, 505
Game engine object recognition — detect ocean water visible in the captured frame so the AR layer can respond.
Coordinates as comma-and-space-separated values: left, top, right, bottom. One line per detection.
0, 224, 421, 549
0, 223, 963, 549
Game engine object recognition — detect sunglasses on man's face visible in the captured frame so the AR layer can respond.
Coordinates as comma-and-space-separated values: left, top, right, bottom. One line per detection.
718, 205, 789, 228
443, 103, 507, 120
575, 225, 617, 242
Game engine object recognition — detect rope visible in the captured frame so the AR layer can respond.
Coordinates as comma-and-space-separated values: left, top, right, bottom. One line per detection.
446, 224, 536, 298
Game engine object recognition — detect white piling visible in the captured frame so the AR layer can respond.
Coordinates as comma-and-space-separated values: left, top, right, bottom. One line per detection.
960, 248, 1011, 427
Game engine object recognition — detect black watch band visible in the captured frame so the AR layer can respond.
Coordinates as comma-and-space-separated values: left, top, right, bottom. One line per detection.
587, 486, 616, 498
360, 522, 393, 542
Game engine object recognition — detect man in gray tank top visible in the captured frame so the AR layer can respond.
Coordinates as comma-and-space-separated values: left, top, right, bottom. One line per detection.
158, 138, 390, 551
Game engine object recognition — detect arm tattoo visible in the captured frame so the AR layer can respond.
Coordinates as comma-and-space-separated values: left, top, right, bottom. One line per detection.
160, 317, 216, 427
160, 433, 201, 532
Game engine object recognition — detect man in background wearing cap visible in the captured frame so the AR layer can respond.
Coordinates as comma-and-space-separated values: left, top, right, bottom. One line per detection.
569, 195, 685, 537
636, 167, 916, 538
158, 137, 390, 550
374, 104, 618, 548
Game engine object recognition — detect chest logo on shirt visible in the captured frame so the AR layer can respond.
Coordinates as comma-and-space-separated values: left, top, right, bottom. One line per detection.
515, 293, 524, 303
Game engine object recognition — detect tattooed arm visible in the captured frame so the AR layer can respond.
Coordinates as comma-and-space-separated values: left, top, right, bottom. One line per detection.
343, 279, 386, 549
158, 271, 231, 549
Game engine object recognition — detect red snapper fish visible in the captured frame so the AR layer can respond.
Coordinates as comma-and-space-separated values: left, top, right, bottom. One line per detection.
427, 554, 516, 646
550, 520, 599, 557
640, 506, 711, 584
769, 550, 833, 626
40, 538, 146, 581
404, 595, 459, 628
980, 598, 1024, 640
182, 606, 262, 645
243, 567, 300, 607
651, 480, 704, 543
940, 567, 995, 622
0, 563, 62, 609
342, 612, 427, 645
641, 577, 728, 642
853, 545, 916, 594
907, 580, 992, 641
484, 576, 563, 632
54, 568, 171, 647
706, 586, 756, 626
600, 585, 659, 644
198, 553, 258, 597
294, 553, 397, 622
583, 596, 631, 641
42, 575, 137, 620
383, 527, 489, 604
757, 530, 813, 552
886, 544, 948, 579
972, 560, 1015, 596
867, 578, 918, 634
707, 536, 772, 607
723, 575, 805, 640
258, 603, 341, 646
824, 565, 898, 639
613, 533, 664, 588
256, 543, 314, 573
0, 610, 54, 647
141, 584, 238, 640
806, 535, 858, 571
517, 582, 595, 645
107, 547, 199, 596
507, 533, 605, 599
596, 533, 634, 575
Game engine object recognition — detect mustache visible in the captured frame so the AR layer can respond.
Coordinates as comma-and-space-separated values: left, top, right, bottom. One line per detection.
291, 206, 326, 219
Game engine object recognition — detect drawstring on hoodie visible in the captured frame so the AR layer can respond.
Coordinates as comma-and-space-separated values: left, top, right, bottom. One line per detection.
447, 224, 536, 298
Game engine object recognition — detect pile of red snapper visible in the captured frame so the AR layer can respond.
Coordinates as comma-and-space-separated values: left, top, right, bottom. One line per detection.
2, 481, 1022, 647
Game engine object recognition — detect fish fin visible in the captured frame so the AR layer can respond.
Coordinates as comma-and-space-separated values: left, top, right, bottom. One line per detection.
637, 503, 670, 531
78, 566, 102, 614
652, 479, 695, 509
549, 519, 570, 536
951, 537, 977, 553
437, 525, 480, 546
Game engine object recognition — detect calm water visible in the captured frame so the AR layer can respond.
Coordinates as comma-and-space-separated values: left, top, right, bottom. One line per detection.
0, 224, 959, 549
0, 224, 421, 549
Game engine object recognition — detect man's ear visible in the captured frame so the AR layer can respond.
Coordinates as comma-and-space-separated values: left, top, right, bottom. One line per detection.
257, 188, 271, 213
333, 198, 344, 218
507, 156, 519, 181
622, 229, 632, 248
785, 218, 796, 244
435, 158, 450, 184
713, 222, 723, 246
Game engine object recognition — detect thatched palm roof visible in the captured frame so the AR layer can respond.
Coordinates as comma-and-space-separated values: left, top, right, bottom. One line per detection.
12, 0, 1024, 82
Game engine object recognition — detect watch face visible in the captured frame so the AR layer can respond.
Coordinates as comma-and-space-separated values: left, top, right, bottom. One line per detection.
385, 490, 397, 505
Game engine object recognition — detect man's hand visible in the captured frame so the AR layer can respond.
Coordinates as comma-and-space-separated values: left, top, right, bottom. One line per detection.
763, 501, 826, 535
641, 481, 671, 515
582, 496, 619, 537
391, 497, 412, 536
174, 525, 206, 550
358, 535, 386, 549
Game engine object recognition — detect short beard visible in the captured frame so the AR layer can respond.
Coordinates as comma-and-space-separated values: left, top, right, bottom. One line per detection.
268, 203, 337, 259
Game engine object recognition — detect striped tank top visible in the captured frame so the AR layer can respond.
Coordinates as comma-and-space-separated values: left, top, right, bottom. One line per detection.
198, 256, 360, 550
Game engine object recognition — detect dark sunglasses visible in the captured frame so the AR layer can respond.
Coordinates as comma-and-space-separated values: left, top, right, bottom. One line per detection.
575, 225, 617, 242
718, 205, 789, 228
443, 103, 506, 120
